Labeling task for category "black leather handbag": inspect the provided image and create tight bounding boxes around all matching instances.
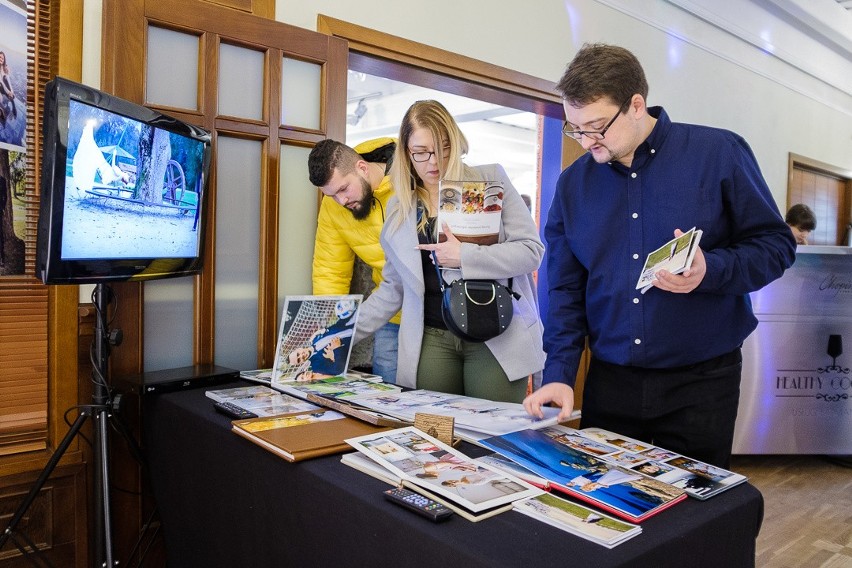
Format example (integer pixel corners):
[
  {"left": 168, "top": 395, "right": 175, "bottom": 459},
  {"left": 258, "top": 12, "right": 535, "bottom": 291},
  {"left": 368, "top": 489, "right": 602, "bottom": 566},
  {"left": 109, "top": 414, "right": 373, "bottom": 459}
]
[{"left": 433, "top": 255, "right": 518, "bottom": 342}]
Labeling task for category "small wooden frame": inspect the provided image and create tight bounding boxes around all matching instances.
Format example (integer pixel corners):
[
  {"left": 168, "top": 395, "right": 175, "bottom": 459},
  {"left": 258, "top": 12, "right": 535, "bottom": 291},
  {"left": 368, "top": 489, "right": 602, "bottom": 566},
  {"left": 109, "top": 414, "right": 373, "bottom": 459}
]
[{"left": 414, "top": 413, "right": 455, "bottom": 446}]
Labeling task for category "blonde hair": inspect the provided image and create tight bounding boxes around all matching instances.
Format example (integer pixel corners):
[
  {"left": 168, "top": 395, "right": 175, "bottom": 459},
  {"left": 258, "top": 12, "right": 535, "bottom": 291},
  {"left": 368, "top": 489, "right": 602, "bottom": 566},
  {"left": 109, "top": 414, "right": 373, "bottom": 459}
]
[{"left": 389, "top": 100, "right": 468, "bottom": 231}]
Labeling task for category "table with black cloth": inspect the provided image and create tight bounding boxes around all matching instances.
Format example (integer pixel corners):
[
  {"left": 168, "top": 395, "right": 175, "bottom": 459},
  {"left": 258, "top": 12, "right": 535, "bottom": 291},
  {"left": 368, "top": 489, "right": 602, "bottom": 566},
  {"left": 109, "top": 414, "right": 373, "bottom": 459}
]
[{"left": 141, "top": 381, "right": 763, "bottom": 568}]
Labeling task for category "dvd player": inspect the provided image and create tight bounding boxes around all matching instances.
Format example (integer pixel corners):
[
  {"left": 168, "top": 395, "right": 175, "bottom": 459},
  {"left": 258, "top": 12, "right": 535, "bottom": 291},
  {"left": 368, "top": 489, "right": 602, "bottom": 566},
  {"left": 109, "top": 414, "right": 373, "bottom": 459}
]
[{"left": 115, "top": 364, "right": 240, "bottom": 396}]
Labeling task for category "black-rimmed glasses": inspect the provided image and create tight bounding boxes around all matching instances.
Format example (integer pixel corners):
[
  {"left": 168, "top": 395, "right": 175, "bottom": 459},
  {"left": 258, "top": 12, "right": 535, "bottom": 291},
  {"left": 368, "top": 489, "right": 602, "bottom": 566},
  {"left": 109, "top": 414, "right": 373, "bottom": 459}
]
[
  {"left": 410, "top": 146, "right": 451, "bottom": 163},
  {"left": 562, "top": 100, "right": 629, "bottom": 141}
]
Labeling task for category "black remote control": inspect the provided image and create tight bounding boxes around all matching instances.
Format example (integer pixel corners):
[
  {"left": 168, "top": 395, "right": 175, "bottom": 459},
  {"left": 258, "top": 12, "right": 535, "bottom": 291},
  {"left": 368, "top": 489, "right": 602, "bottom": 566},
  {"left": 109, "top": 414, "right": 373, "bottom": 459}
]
[
  {"left": 383, "top": 487, "right": 454, "bottom": 522},
  {"left": 213, "top": 401, "right": 258, "bottom": 420}
]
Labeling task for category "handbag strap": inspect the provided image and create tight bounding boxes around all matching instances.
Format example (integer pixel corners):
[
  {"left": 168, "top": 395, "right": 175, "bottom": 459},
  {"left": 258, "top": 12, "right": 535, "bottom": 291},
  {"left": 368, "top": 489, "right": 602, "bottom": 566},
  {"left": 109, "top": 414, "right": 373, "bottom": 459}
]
[{"left": 431, "top": 251, "right": 517, "bottom": 298}]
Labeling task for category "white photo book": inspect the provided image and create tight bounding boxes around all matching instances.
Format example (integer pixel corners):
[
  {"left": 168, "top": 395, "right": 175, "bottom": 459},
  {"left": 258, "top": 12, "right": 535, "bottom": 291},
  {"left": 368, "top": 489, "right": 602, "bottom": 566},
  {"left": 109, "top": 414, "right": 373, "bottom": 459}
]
[
  {"left": 270, "top": 295, "right": 362, "bottom": 385},
  {"left": 345, "top": 427, "right": 542, "bottom": 518},
  {"left": 636, "top": 227, "right": 702, "bottom": 294}
]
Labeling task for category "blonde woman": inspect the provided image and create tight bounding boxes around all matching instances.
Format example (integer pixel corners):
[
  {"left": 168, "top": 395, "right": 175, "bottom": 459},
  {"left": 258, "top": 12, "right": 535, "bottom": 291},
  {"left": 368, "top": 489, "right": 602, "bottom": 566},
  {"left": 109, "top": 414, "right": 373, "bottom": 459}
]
[{"left": 353, "top": 100, "right": 545, "bottom": 402}]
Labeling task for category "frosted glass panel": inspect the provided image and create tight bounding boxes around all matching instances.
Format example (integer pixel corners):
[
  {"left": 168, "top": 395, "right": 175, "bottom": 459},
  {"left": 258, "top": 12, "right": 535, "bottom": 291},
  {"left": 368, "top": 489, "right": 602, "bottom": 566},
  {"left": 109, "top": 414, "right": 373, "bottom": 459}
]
[
  {"left": 144, "top": 278, "right": 195, "bottom": 371},
  {"left": 146, "top": 26, "right": 199, "bottom": 110},
  {"left": 278, "top": 144, "right": 317, "bottom": 321},
  {"left": 215, "top": 137, "right": 262, "bottom": 370},
  {"left": 218, "top": 43, "right": 264, "bottom": 121},
  {"left": 281, "top": 58, "right": 321, "bottom": 130}
]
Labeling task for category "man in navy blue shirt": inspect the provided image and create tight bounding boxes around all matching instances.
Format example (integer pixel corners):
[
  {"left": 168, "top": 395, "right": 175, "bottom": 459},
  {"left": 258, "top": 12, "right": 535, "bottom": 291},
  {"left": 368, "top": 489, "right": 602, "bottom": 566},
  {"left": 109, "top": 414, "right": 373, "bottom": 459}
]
[{"left": 523, "top": 43, "right": 795, "bottom": 468}]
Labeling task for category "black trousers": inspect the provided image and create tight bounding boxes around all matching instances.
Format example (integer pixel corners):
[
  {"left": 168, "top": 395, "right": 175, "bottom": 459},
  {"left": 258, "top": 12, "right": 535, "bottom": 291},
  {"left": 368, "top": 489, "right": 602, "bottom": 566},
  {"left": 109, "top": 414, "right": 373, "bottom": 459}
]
[{"left": 580, "top": 348, "right": 742, "bottom": 469}]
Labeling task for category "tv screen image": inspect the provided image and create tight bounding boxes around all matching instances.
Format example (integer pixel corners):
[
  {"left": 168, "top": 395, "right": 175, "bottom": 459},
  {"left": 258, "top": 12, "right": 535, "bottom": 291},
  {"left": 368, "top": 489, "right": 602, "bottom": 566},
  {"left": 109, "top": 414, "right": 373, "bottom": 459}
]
[
  {"left": 36, "top": 77, "right": 212, "bottom": 284},
  {"left": 62, "top": 98, "right": 206, "bottom": 260}
]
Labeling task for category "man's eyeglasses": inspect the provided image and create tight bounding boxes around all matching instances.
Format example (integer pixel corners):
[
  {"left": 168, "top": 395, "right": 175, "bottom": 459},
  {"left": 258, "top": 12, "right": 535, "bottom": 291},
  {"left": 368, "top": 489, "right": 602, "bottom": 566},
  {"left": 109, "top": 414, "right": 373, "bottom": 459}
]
[
  {"left": 410, "top": 146, "right": 451, "bottom": 163},
  {"left": 562, "top": 100, "right": 629, "bottom": 141}
]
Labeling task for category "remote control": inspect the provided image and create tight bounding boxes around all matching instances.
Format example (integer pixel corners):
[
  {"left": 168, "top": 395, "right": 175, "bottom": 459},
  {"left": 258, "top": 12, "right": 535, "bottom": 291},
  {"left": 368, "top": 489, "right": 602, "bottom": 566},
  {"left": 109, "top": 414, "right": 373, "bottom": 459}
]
[
  {"left": 213, "top": 401, "right": 258, "bottom": 420},
  {"left": 383, "top": 487, "right": 454, "bottom": 522}
]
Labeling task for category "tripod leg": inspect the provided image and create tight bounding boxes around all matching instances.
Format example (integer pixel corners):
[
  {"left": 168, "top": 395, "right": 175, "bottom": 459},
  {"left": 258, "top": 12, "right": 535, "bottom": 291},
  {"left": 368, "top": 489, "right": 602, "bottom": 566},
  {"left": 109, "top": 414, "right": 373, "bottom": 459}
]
[
  {"left": 93, "top": 409, "right": 115, "bottom": 568},
  {"left": 6, "top": 528, "right": 56, "bottom": 568},
  {"left": 0, "top": 410, "right": 90, "bottom": 552}
]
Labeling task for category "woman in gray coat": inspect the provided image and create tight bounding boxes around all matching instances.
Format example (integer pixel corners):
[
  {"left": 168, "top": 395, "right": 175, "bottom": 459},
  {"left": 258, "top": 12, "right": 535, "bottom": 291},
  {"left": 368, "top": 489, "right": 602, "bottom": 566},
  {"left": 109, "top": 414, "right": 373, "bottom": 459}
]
[{"left": 353, "top": 100, "right": 546, "bottom": 402}]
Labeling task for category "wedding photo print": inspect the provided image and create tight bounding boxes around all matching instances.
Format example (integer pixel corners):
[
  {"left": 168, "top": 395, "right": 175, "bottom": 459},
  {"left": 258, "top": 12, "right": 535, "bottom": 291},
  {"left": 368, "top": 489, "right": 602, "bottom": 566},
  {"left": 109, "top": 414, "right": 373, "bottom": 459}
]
[
  {"left": 0, "top": 0, "right": 26, "bottom": 153},
  {"left": 0, "top": 0, "right": 27, "bottom": 276}
]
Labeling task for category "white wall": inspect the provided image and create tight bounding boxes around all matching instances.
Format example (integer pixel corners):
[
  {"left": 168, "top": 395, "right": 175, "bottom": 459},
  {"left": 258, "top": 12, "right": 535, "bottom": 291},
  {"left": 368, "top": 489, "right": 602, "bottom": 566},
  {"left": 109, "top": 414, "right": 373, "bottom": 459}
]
[{"left": 276, "top": 0, "right": 852, "bottom": 208}]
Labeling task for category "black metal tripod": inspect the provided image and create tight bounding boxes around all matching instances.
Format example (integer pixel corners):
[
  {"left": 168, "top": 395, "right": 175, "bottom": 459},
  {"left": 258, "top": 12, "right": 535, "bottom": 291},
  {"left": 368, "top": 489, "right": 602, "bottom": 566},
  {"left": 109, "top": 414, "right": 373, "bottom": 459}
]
[{"left": 0, "top": 284, "right": 118, "bottom": 567}]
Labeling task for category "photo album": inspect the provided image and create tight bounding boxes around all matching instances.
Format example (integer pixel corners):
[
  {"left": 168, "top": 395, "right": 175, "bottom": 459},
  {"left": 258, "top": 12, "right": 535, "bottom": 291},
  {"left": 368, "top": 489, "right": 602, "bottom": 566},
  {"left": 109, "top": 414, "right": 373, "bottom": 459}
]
[
  {"left": 636, "top": 227, "right": 703, "bottom": 293},
  {"left": 345, "top": 427, "right": 542, "bottom": 521},
  {"left": 205, "top": 384, "right": 320, "bottom": 418},
  {"left": 479, "top": 427, "right": 687, "bottom": 522},
  {"left": 350, "top": 389, "right": 561, "bottom": 437},
  {"left": 437, "top": 180, "right": 504, "bottom": 246},
  {"left": 573, "top": 427, "right": 747, "bottom": 500},
  {"left": 513, "top": 493, "right": 641, "bottom": 548},
  {"left": 270, "top": 295, "right": 362, "bottom": 385}
]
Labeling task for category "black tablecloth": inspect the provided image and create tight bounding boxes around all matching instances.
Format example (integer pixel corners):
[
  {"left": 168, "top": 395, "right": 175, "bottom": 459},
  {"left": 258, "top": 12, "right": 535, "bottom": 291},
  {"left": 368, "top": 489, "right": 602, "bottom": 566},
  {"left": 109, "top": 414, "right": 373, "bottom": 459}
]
[{"left": 142, "top": 382, "right": 762, "bottom": 568}]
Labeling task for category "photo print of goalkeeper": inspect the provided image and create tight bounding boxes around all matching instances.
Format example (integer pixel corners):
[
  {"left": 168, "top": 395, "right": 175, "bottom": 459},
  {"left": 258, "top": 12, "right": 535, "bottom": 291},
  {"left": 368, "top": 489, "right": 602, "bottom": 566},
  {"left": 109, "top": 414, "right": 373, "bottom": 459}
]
[{"left": 271, "top": 295, "right": 362, "bottom": 384}]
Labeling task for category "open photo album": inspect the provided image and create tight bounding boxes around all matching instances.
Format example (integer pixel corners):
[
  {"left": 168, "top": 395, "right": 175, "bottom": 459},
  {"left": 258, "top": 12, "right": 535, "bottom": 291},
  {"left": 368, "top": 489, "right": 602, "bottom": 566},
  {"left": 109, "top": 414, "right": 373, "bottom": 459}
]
[
  {"left": 573, "top": 427, "right": 747, "bottom": 500},
  {"left": 205, "top": 385, "right": 320, "bottom": 418},
  {"left": 480, "top": 427, "right": 687, "bottom": 522},
  {"left": 345, "top": 427, "right": 542, "bottom": 519},
  {"left": 350, "top": 389, "right": 561, "bottom": 437}
]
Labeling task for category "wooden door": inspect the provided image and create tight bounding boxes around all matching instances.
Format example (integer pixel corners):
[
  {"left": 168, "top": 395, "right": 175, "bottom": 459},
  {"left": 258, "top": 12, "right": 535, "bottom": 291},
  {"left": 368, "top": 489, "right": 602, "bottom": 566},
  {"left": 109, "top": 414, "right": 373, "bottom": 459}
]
[
  {"left": 788, "top": 155, "right": 852, "bottom": 246},
  {"left": 98, "top": 1, "right": 346, "bottom": 563}
]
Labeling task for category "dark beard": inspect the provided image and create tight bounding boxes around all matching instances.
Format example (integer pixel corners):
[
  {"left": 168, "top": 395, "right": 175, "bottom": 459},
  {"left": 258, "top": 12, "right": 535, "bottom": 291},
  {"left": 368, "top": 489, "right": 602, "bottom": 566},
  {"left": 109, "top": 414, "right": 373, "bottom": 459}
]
[{"left": 349, "top": 177, "right": 375, "bottom": 220}]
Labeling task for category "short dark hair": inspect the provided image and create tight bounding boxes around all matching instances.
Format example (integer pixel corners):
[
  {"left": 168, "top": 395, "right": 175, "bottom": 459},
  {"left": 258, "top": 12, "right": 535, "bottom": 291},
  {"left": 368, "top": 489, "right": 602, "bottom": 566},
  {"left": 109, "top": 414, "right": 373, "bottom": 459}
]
[
  {"left": 785, "top": 203, "right": 816, "bottom": 231},
  {"left": 556, "top": 43, "right": 649, "bottom": 110},
  {"left": 307, "top": 139, "right": 360, "bottom": 187}
]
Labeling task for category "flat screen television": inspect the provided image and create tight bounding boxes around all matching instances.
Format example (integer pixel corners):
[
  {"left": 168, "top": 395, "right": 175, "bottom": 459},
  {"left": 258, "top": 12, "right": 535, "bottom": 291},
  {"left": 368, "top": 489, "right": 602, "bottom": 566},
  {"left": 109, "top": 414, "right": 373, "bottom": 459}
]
[{"left": 36, "top": 76, "right": 213, "bottom": 284}]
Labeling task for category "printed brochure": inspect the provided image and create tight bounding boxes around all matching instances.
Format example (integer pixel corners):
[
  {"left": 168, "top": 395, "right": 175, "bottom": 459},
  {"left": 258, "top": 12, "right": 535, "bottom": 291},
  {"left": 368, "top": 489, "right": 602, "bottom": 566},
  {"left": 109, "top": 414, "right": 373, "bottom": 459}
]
[{"left": 636, "top": 227, "right": 703, "bottom": 293}]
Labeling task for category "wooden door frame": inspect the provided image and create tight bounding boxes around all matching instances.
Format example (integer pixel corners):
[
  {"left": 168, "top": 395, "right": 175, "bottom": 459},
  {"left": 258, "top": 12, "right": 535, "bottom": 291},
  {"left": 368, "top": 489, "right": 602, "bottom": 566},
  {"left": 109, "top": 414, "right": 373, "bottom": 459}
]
[{"left": 788, "top": 152, "right": 852, "bottom": 245}]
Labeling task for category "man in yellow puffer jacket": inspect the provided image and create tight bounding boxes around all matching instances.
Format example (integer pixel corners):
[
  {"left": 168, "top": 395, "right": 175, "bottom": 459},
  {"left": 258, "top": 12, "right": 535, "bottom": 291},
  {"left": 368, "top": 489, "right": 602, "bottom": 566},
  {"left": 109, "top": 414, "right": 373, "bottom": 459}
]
[{"left": 308, "top": 137, "right": 400, "bottom": 382}]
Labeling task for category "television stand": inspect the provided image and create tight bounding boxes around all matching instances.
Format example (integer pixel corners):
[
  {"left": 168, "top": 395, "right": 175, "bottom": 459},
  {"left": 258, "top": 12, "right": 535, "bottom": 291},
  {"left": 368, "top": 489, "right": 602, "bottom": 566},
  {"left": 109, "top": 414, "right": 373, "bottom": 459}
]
[{"left": 0, "top": 283, "right": 127, "bottom": 567}]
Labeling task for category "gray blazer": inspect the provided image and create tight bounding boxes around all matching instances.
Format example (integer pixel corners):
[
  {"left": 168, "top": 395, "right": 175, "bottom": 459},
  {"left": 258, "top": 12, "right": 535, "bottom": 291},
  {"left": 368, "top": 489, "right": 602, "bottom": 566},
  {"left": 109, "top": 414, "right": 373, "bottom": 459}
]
[{"left": 354, "top": 163, "right": 546, "bottom": 389}]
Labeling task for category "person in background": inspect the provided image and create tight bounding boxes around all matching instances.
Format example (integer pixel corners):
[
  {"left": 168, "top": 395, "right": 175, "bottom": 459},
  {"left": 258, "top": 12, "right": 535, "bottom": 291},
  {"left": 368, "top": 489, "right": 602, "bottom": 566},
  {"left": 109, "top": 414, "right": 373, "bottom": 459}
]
[
  {"left": 353, "top": 100, "right": 545, "bottom": 402},
  {"left": 523, "top": 43, "right": 796, "bottom": 468},
  {"left": 785, "top": 203, "right": 816, "bottom": 245},
  {"left": 307, "top": 138, "right": 400, "bottom": 383}
]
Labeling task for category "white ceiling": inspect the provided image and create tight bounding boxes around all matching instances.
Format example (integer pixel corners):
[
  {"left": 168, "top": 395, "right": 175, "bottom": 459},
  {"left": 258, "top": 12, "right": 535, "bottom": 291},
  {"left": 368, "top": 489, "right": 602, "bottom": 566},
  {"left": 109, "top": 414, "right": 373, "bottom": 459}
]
[{"left": 833, "top": 0, "right": 852, "bottom": 12}]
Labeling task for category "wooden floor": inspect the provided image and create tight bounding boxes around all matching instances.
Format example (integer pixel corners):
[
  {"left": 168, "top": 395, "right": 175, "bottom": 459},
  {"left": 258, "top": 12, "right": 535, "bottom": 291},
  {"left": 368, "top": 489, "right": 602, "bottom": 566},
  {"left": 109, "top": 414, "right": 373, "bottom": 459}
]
[{"left": 729, "top": 455, "right": 852, "bottom": 568}]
